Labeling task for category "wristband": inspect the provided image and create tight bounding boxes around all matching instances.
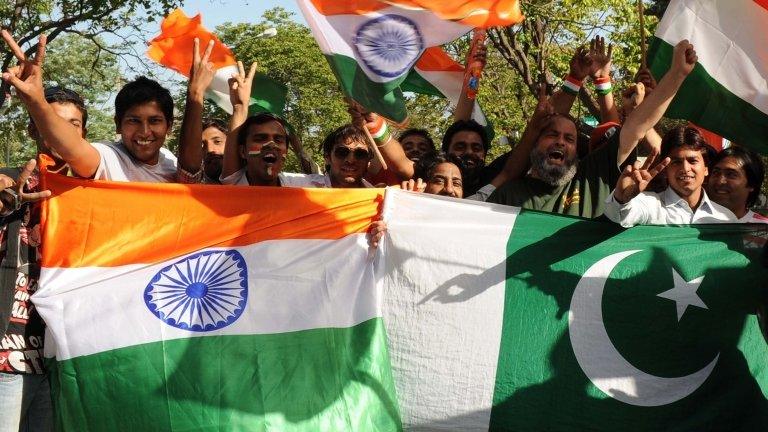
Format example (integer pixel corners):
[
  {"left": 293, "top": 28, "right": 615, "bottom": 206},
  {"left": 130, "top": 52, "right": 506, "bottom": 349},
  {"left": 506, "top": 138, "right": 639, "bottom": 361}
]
[
  {"left": 366, "top": 116, "right": 391, "bottom": 145},
  {"left": 562, "top": 75, "right": 583, "bottom": 95},
  {"left": 594, "top": 76, "right": 613, "bottom": 95}
]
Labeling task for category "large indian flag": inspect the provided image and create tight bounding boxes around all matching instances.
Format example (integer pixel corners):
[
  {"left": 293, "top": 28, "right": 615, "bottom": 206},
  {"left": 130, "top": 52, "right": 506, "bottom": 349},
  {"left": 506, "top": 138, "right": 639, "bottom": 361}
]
[
  {"left": 296, "top": 0, "right": 521, "bottom": 124},
  {"left": 648, "top": 0, "right": 768, "bottom": 153},
  {"left": 36, "top": 175, "right": 768, "bottom": 430}
]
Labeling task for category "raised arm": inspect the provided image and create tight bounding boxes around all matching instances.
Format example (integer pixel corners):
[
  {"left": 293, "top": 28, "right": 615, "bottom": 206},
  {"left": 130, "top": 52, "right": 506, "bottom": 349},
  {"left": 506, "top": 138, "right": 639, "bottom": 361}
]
[
  {"left": 178, "top": 39, "right": 216, "bottom": 178},
  {"left": 348, "top": 103, "right": 415, "bottom": 181},
  {"left": 490, "top": 85, "right": 553, "bottom": 187},
  {"left": 454, "top": 39, "right": 487, "bottom": 122},
  {"left": 589, "top": 36, "right": 620, "bottom": 124},
  {"left": 221, "top": 61, "right": 257, "bottom": 179},
  {"left": 618, "top": 40, "right": 697, "bottom": 165},
  {"left": 1, "top": 31, "right": 100, "bottom": 178},
  {"left": 551, "top": 45, "right": 591, "bottom": 114}
]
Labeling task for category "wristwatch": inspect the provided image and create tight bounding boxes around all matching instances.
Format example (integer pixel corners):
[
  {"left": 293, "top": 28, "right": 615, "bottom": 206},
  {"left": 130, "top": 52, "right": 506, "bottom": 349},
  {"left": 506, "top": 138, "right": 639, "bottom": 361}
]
[{"left": 2, "top": 188, "right": 21, "bottom": 212}]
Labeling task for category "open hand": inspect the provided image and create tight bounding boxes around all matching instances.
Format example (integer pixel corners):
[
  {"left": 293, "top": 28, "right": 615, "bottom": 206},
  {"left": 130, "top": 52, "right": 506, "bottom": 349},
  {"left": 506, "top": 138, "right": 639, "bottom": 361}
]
[
  {"left": 589, "top": 36, "right": 613, "bottom": 80},
  {"left": 568, "top": 46, "right": 592, "bottom": 81}
]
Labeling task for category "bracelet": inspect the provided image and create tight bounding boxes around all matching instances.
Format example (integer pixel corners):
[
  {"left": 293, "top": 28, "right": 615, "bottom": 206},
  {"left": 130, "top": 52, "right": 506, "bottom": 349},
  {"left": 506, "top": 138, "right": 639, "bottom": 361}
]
[
  {"left": 365, "top": 115, "right": 391, "bottom": 145},
  {"left": 594, "top": 76, "right": 613, "bottom": 95},
  {"left": 562, "top": 75, "right": 583, "bottom": 96},
  {"left": 376, "top": 134, "right": 392, "bottom": 148}
]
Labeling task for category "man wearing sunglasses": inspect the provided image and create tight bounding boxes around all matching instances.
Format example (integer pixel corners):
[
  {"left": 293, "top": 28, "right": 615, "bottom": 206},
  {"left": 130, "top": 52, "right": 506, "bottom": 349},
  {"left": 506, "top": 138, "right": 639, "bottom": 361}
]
[{"left": 321, "top": 124, "right": 375, "bottom": 188}]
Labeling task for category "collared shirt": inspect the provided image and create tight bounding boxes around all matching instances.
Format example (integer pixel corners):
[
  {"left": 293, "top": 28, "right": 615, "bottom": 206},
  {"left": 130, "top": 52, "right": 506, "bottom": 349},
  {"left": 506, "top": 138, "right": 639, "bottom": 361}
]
[{"left": 604, "top": 187, "right": 737, "bottom": 227}]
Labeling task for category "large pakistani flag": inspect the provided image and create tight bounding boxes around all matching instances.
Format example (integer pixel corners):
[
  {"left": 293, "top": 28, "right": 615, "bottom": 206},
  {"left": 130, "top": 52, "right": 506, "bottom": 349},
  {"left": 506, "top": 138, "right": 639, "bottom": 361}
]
[
  {"left": 296, "top": 0, "right": 522, "bottom": 123},
  {"left": 36, "top": 175, "right": 768, "bottom": 430},
  {"left": 649, "top": 0, "right": 768, "bottom": 153}
]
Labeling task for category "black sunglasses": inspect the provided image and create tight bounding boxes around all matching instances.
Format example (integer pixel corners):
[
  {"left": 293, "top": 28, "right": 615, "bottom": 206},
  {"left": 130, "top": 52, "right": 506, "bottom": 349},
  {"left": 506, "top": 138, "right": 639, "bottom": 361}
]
[{"left": 333, "top": 146, "right": 371, "bottom": 161}]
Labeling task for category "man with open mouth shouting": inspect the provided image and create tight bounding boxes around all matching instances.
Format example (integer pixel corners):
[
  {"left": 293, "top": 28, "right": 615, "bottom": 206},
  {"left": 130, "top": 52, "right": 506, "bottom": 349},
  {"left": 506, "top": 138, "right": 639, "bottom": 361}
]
[{"left": 219, "top": 62, "right": 371, "bottom": 189}]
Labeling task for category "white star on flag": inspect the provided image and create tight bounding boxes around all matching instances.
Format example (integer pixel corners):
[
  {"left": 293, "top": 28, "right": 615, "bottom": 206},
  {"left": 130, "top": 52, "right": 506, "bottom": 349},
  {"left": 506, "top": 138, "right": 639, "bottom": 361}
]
[{"left": 657, "top": 269, "right": 708, "bottom": 321}]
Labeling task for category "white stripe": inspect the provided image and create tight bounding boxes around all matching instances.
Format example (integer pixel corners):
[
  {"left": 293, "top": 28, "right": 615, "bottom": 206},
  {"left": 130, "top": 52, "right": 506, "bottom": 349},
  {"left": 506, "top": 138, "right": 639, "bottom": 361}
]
[
  {"left": 34, "top": 235, "right": 378, "bottom": 361},
  {"left": 297, "top": 0, "right": 471, "bottom": 83},
  {"left": 414, "top": 68, "right": 488, "bottom": 126},
  {"left": 655, "top": 0, "right": 768, "bottom": 115},
  {"left": 204, "top": 65, "right": 238, "bottom": 114},
  {"left": 379, "top": 188, "right": 517, "bottom": 430}
]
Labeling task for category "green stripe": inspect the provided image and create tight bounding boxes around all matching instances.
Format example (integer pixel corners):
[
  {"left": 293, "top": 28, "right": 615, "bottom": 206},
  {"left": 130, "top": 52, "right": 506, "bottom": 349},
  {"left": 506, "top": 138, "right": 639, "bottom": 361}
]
[
  {"left": 325, "top": 54, "right": 408, "bottom": 123},
  {"left": 400, "top": 70, "right": 445, "bottom": 97},
  {"left": 49, "top": 318, "right": 401, "bottom": 431},
  {"left": 648, "top": 38, "right": 768, "bottom": 154}
]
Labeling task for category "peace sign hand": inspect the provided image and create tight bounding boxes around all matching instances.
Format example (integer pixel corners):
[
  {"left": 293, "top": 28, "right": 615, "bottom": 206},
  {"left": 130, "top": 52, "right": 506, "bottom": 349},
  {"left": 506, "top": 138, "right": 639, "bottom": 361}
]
[
  {"left": 188, "top": 38, "right": 216, "bottom": 100},
  {"left": 1, "top": 30, "right": 47, "bottom": 106},
  {"left": 227, "top": 60, "right": 257, "bottom": 109},
  {"left": 613, "top": 153, "right": 670, "bottom": 204}
]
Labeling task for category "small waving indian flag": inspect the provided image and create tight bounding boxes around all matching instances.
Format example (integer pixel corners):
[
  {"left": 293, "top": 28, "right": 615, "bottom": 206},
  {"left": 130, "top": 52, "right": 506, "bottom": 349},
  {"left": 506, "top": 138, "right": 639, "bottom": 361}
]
[
  {"left": 147, "top": 9, "right": 287, "bottom": 115},
  {"left": 297, "top": 0, "right": 521, "bottom": 124},
  {"left": 402, "top": 46, "right": 491, "bottom": 130}
]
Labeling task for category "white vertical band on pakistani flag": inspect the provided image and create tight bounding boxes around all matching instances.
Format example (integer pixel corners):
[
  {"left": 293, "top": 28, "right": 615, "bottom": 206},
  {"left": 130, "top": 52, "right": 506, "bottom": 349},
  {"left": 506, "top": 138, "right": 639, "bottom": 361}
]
[
  {"left": 297, "top": 0, "right": 471, "bottom": 84},
  {"left": 34, "top": 235, "right": 378, "bottom": 361},
  {"left": 655, "top": 0, "right": 768, "bottom": 116},
  {"left": 378, "top": 188, "right": 518, "bottom": 430}
]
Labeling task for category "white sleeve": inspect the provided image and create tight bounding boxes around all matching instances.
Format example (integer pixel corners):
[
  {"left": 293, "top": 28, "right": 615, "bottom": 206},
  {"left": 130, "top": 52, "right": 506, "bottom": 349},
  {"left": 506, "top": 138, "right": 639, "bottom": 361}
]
[
  {"left": 466, "top": 183, "right": 496, "bottom": 202},
  {"left": 220, "top": 169, "right": 247, "bottom": 185},
  {"left": 90, "top": 142, "right": 118, "bottom": 181},
  {"left": 604, "top": 191, "right": 654, "bottom": 228}
]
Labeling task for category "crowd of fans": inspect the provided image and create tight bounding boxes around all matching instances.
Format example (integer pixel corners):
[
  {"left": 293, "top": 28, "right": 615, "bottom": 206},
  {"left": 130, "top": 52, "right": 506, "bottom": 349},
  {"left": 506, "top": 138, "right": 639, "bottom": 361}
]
[{"left": 0, "top": 27, "right": 765, "bottom": 431}]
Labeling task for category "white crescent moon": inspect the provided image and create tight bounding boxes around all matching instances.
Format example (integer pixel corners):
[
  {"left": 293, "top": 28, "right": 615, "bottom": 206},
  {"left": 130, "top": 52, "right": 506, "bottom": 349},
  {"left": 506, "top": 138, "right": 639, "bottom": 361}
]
[{"left": 568, "top": 250, "right": 718, "bottom": 407}]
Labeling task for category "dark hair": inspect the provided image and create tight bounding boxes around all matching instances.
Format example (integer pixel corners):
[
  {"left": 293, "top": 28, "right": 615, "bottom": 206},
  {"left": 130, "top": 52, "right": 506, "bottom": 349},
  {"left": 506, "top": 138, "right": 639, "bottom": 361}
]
[
  {"left": 321, "top": 124, "right": 367, "bottom": 156},
  {"left": 202, "top": 118, "right": 228, "bottom": 134},
  {"left": 399, "top": 128, "right": 434, "bottom": 148},
  {"left": 237, "top": 113, "right": 290, "bottom": 148},
  {"left": 114, "top": 76, "right": 173, "bottom": 125},
  {"left": 534, "top": 112, "right": 578, "bottom": 142},
  {"left": 414, "top": 151, "right": 461, "bottom": 181},
  {"left": 660, "top": 126, "right": 715, "bottom": 165},
  {"left": 441, "top": 120, "right": 489, "bottom": 153},
  {"left": 42, "top": 86, "right": 88, "bottom": 127},
  {"left": 712, "top": 146, "right": 765, "bottom": 207}
]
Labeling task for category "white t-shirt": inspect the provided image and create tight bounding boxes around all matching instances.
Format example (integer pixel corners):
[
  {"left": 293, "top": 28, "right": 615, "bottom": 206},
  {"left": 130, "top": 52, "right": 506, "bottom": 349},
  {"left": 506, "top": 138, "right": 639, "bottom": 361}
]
[
  {"left": 221, "top": 169, "right": 373, "bottom": 188},
  {"left": 91, "top": 141, "right": 177, "bottom": 183}
]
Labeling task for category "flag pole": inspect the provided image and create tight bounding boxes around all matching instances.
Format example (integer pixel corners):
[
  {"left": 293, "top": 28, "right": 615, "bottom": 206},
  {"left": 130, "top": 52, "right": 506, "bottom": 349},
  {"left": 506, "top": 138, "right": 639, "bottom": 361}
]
[
  {"left": 363, "top": 125, "right": 389, "bottom": 171},
  {"left": 639, "top": 0, "right": 647, "bottom": 68}
]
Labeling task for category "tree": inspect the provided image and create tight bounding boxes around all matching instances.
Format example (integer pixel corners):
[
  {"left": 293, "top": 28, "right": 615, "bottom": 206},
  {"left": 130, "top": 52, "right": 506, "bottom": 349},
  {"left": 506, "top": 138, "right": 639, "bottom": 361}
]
[
  {"left": 0, "top": 0, "right": 183, "bottom": 108},
  {"left": 0, "top": 33, "right": 123, "bottom": 165},
  {"left": 488, "top": 0, "right": 658, "bottom": 119}
]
